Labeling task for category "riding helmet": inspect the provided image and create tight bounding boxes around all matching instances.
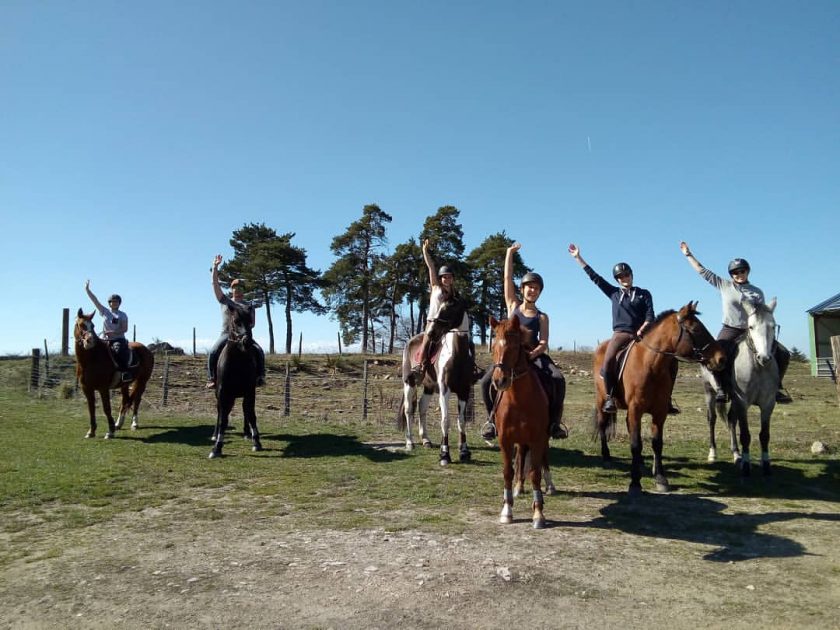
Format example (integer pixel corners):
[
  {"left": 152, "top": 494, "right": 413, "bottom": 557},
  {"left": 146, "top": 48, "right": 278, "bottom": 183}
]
[
  {"left": 728, "top": 258, "right": 751, "bottom": 275},
  {"left": 437, "top": 265, "right": 454, "bottom": 277},
  {"left": 108, "top": 294, "right": 122, "bottom": 304},
  {"left": 520, "top": 272, "right": 544, "bottom": 291},
  {"left": 612, "top": 262, "right": 633, "bottom": 279}
]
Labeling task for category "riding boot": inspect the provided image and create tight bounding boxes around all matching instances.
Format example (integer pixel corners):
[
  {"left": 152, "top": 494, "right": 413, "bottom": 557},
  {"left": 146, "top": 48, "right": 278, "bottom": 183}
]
[
  {"left": 548, "top": 384, "right": 568, "bottom": 439},
  {"left": 481, "top": 414, "right": 497, "bottom": 441},
  {"left": 601, "top": 371, "right": 617, "bottom": 414}
]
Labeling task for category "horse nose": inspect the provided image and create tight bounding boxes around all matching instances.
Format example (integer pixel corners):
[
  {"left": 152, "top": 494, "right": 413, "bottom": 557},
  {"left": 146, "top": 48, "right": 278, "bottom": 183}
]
[{"left": 756, "top": 354, "right": 771, "bottom": 366}]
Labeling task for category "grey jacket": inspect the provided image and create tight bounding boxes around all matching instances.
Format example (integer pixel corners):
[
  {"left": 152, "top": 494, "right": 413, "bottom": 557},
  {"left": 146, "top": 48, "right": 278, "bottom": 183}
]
[{"left": 698, "top": 267, "right": 765, "bottom": 329}]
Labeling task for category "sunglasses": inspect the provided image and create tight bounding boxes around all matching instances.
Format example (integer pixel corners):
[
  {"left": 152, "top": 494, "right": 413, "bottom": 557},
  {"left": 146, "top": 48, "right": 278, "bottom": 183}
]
[
  {"left": 615, "top": 273, "right": 632, "bottom": 280},
  {"left": 730, "top": 269, "right": 748, "bottom": 275}
]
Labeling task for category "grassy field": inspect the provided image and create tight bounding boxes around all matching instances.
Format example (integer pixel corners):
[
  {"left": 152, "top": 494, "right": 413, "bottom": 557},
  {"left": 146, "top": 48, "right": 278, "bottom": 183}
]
[{"left": 1, "top": 353, "right": 838, "bottom": 628}]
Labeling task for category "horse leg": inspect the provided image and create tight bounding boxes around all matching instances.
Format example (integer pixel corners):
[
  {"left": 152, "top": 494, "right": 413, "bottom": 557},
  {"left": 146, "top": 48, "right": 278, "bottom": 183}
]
[
  {"left": 595, "top": 407, "right": 612, "bottom": 463},
  {"left": 438, "top": 390, "right": 452, "bottom": 466},
  {"left": 245, "top": 394, "right": 261, "bottom": 452},
  {"left": 115, "top": 384, "right": 129, "bottom": 430},
  {"left": 542, "top": 451, "right": 557, "bottom": 496},
  {"left": 529, "top": 444, "right": 546, "bottom": 529},
  {"left": 129, "top": 374, "right": 148, "bottom": 430},
  {"left": 736, "top": 405, "right": 752, "bottom": 477},
  {"left": 457, "top": 396, "right": 470, "bottom": 463},
  {"left": 418, "top": 390, "right": 433, "bottom": 448},
  {"left": 650, "top": 415, "right": 670, "bottom": 492},
  {"left": 101, "top": 388, "right": 116, "bottom": 439},
  {"left": 759, "top": 403, "right": 773, "bottom": 476},
  {"left": 627, "top": 410, "right": 644, "bottom": 495},
  {"left": 726, "top": 402, "right": 741, "bottom": 464},
  {"left": 513, "top": 446, "right": 527, "bottom": 498},
  {"left": 704, "top": 382, "right": 718, "bottom": 462},
  {"left": 402, "top": 383, "right": 416, "bottom": 450},
  {"left": 499, "top": 442, "right": 515, "bottom": 524},
  {"left": 84, "top": 387, "right": 97, "bottom": 438},
  {"left": 209, "top": 396, "right": 233, "bottom": 459}
]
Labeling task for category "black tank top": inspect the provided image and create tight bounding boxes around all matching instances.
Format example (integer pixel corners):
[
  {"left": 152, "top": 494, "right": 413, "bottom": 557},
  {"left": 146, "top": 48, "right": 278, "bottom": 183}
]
[{"left": 512, "top": 304, "right": 541, "bottom": 345}]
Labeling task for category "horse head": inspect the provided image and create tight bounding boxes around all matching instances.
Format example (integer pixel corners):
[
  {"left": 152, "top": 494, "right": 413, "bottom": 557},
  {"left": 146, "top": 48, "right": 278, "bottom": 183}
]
[
  {"left": 489, "top": 315, "right": 530, "bottom": 392},
  {"left": 673, "top": 301, "right": 726, "bottom": 370},
  {"left": 744, "top": 298, "right": 777, "bottom": 366},
  {"left": 427, "top": 296, "right": 469, "bottom": 342},
  {"left": 226, "top": 304, "right": 254, "bottom": 350},
  {"left": 74, "top": 309, "right": 99, "bottom": 350}
]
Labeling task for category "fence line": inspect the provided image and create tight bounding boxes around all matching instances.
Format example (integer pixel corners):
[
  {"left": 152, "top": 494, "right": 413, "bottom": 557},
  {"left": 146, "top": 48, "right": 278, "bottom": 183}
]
[{"left": 23, "top": 352, "right": 475, "bottom": 428}]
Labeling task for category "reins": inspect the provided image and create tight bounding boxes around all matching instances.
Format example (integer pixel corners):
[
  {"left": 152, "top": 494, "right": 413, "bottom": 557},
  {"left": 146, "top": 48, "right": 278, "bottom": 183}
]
[{"left": 636, "top": 316, "right": 714, "bottom": 364}]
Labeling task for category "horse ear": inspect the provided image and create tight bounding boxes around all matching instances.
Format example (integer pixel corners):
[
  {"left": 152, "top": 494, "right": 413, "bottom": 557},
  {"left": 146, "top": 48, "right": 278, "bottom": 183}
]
[
  {"left": 87, "top": 311, "right": 96, "bottom": 320},
  {"left": 77, "top": 308, "right": 84, "bottom": 317},
  {"left": 767, "top": 297, "right": 777, "bottom": 312},
  {"left": 510, "top": 313, "right": 520, "bottom": 326},
  {"left": 489, "top": 316, "right": 499, "bottom": 328}
]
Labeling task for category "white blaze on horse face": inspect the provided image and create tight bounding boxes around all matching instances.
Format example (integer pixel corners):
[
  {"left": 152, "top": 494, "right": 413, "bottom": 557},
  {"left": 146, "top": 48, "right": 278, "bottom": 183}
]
[{"left": 748, "top": 305, "right": 775, "bottom": 366}]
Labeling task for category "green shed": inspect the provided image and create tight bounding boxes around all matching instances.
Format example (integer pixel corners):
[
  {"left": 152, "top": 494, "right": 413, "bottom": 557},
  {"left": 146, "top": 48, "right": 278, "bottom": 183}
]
[{"left": 808, "top": 292, "right": 840, "bottom": 377}]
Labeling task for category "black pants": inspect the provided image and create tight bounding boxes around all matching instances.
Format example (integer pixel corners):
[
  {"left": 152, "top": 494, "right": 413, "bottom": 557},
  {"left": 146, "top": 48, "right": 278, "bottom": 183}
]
[{"left": 109, "top": 338, "right": 130, "bottom": 370}]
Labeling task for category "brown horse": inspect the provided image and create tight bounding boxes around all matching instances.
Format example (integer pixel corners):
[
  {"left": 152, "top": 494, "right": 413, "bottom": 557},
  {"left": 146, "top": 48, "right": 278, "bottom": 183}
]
[
  {"left": 74, "top": 309, "right": 154, "bottom": 439},
  {"left": 593, "top": 302, "right": 725, "bottom": 495},
  {"left": 490, "top": 315, "right": 550, "bottom": 529}
]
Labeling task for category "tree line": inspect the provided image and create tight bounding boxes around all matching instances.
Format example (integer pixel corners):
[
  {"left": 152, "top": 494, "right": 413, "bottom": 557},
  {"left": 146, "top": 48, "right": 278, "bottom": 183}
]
[{"left": 217, "top": 205, "right": 532, "bottom": 354}]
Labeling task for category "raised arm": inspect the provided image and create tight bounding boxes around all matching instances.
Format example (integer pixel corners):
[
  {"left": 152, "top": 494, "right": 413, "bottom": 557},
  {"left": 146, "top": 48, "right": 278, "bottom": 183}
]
[
  {"left": 568, "top": 243, "right": 588, "bottom": 269},
  {"left": 422, "top": 239, "right": 439, "bottom": 288},
  {"left": 211, "top": 254, "right": 225, "bottom": 302},
  {"left": 679, "top": 241, "right": 704, "bottom": 273},
  {"left": 84, "top": 280, "right": 106, "bottom": 314},
  {"left": 504, "top": 242, "right": 521, "bottom": 313}
]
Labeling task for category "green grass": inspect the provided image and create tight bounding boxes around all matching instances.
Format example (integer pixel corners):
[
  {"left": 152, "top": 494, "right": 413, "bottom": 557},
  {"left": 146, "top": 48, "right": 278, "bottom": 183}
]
[{"left": 1, "top": 355, "right": 838, "bottom": 567}]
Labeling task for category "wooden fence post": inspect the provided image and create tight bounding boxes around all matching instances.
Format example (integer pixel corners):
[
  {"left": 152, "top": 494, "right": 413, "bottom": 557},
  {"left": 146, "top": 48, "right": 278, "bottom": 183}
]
[
  {"left": 193, "top": 328, "right": 196, "bottom": 356},
  {"left": 61, "top": 308, "right": 70, "bottom": 356},
  {"left": 161, "top": 352, "right": 170, "bottom": 407},
  {"left": 337, "top": 333, "right": 342, "bottom": 356},
  {"left": 298, "top": 333, "right": 302, "bottom": 358},
  {"left": 29, "top": 348, "right": 40, "bottom": 392},
  {"left": 362, "top": 359, "right": 369, "bottom": 421},
  {"left": 43, "top": 340, "right": 50, "bottom": 386},
  {"left": 831, "top": 336, "right": 840, "bottom": 406},
  {"left": 283, "top": 361, "right": 291, "bottom": 416}
]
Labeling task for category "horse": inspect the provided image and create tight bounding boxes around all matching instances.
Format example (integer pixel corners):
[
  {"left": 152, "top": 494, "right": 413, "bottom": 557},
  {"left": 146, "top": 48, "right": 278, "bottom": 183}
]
[
  {"left": 489, "top": 315, "right": 550, "bottom": 528},
  {"left": 397, "top": 297, "right": 475, "bottom": 466},
  {"left": 593, "top": 302, "right": 725, "bottom": 495},
  {"left": 73, "top": 309, "right": 154, "bottom": 439},
  {"left": 704, "top": 298, "right": 779, "bottom": 477},
  {"left": 209, "top": 304, "right": 262, "bottom": 459}
]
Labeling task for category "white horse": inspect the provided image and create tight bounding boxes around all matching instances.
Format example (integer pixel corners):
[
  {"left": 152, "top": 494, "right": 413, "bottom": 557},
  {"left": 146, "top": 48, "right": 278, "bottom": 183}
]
[
  {"left": 705, "top": 298, "right": 779, "bottom": 476},
  {"left": 398, "top": 306, "right": 474, "bottom": 466}
]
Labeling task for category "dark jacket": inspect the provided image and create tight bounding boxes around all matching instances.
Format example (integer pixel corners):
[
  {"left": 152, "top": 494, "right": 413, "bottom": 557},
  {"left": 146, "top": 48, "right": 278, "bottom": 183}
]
[{"left": 584, "top": 265, "right": 654, "bottom": 333}]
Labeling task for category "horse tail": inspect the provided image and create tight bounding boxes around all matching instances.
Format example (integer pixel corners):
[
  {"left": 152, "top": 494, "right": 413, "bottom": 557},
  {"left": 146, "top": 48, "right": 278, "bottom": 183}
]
[
  {"left": 590, "top": 406, "right": 616, "bottom": 442},
  {"left": 396, "top": 397, "right": 407, "bottom": 431}
]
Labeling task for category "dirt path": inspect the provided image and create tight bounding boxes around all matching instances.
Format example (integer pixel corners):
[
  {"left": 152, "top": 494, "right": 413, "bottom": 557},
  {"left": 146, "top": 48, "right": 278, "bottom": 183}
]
[{"left": 2, "top": 488, "right": 838, "bottom": 629}]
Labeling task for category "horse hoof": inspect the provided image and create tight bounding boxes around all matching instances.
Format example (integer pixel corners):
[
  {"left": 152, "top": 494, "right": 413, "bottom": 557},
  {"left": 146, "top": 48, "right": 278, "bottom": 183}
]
[
  {"left": 252, "top": 442, "right": 263, "bottom": 452},
  {"left": 104, "top": 432, "right": 114, "bottom": 440},
  {"left": 405, "top": 442, "right": 414, "bottom": 452},
  {"left": 439, "top": 457, "right": 451, "bottom": 467},
  {"left": 208, "top": 450, "right": 221, "bottom": 459},
  {"left": 499, "top": 515, "right": 513, "bottom": 524},
  {"left": 422, "top": 440, "right": 434, "bottom": 449},
  {"left": 628, "top": 485, "right": 643, "bottom": 497},
  {"left": 655, "top": 482, "right": 671, "bottom": 493},
  {"left": 762, "top": 462, "right": 772, "bottom": 476},
  {"left": 707, "top": 449, "right": 717, "bottom": 463},
  {"left": 741, "top": 463, "right": 752, "bottom": 478},
  {"left": 85, "top": 431, "right": 94, "bottom": 439},
  {"left": 459, "top": 449, "right": 471, "bottom": 463},
  {"left": 545, "top": 486, "right": 558, "bottom": 496},
  {"left": 513, "top": 486, "right": 522, "bottom": 499},
  {"left": 131, "top": 423, "right": 138, "bottom": 431},
  {"left": 533, "top": 517, "right": 546, "bottom": 529}
]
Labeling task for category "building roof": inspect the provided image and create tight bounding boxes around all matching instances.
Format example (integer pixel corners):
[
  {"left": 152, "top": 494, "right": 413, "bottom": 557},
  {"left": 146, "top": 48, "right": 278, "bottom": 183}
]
[{"left": 808, "top": 292, "right": 840, "bottom": 315}]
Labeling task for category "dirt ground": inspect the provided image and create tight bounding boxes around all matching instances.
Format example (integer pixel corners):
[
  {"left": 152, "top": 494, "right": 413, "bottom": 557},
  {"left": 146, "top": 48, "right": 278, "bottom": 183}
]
[{"left": 2, "top": 484, "right": 838, "bottom": 630}]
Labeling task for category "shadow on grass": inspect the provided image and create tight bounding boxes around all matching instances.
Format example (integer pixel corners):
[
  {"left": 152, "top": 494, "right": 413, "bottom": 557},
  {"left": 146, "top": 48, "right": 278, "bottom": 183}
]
[
  {"left": 133, "top": 424, "right": 216, "bottom": 447},
  {"left": 274, "top": 432, "right": 409, "bottom": 463}
]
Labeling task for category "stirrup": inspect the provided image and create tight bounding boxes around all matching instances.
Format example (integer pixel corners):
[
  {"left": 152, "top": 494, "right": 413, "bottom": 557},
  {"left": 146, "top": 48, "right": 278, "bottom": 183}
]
[
  {"left": 668, "top": 400, "right": 681, "bottom": 415},
  {"left": 775, "top": 389, "right": 793, "bottom": 404},
  {"left": 602, "top": 398, "right": 617, "bottom": 414},
  {"left": 205, "top": 380, "right": 216, "bottom": 389},
  {"left": 550, "top": 422, "right": 568, "bottom": 440},
  {"left": 480, "top": 421, "right": 497, "bottom": 441}
]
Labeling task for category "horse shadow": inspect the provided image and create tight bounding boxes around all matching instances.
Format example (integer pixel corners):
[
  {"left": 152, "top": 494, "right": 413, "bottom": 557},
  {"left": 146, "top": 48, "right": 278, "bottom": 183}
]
[
  {"left": 582, "top": 490, "right": 839, "bottom": 562},
  {"left": 132, "top": 424, "right": 217, "bottom": 447},
  {"left": 271, "top": 432, "right": 409, "bottom": 463}
]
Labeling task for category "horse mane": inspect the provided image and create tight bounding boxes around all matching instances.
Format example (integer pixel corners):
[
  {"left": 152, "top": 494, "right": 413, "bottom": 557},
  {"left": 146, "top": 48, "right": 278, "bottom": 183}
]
[{"left": 649, "top": 309, "right": 676, "bottom": 328}]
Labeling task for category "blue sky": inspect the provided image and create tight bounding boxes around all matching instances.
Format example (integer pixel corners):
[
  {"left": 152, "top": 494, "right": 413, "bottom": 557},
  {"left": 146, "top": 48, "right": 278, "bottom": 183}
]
[{"left": 1, "top": 1, "right": 837, "bottom": 358}]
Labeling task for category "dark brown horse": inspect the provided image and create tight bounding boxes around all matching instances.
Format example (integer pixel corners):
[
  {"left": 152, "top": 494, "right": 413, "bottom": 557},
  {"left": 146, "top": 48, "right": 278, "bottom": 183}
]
[
  {"left": 490, "top": 315, "right": 550, "bottom": 528},
  {"left": 209, "top": 303, "right": 261, "bottom": 459},
  {"left": 74, "top": 309, "right": 154, "bottom": 439},
  {"left": 593, "top": 302, "right": 725, "bottom": 495}
]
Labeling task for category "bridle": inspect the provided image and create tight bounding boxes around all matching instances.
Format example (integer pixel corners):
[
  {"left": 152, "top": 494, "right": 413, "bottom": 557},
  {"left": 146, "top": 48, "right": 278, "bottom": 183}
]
[{"left": 637, "top": 314, "right": 716, "bottom": 364}]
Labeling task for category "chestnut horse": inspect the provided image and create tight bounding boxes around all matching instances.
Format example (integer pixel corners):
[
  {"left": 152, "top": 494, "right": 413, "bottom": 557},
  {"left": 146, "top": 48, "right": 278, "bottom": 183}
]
[
  {"left": 490, "top": 315, "right": 549, "bottom": 529},
  {"left": 209, "top": 303, "right": 261, "bottom": 459},
  {"left": 594, "top": 302, "right": 725, "bottom": 495},
  {"left": 705, "top": 298, "right": 779, "bottom": 477},
  {"left": 74, "top": 309, "right": 154, "bottom": 439}
]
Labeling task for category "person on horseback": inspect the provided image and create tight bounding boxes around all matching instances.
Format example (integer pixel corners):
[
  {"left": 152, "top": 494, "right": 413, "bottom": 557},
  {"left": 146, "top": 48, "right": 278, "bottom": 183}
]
[
  {"left": 206, "top": 254, "right": 266, "bottom": 389},
  {"left": 414, "top": 239, "right": 466, "bottom": 375},
  {"left": 569, "top": 244, "right": 657, "bottom": 414},
  {"left": 85, "top": 280, "right": 132, "bottom": 382},
  {"left": 679, "top": 242, "right": 792, "bottom": 404},
  {"left": 480, "top": 242, "right": 568, "bottom": 441}
]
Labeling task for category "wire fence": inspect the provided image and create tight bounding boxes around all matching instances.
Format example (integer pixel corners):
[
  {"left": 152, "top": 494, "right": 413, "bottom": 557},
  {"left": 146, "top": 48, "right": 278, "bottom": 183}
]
[{"left": 25, "top": 351, "right": 477, "bottom": 428}]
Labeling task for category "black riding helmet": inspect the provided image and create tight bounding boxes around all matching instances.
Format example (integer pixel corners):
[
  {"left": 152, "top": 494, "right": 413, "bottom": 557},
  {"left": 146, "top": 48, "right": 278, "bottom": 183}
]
[
  {"left": 612, "top": 262, "right": 632, "bottom": 279},
  {"left": 520, "top": 271, "right": 544, "bottom": 292},
  {"left": 437, "top": 265, "right": 454, "bottom": 277},
  {"left": 728, "top": 258, "right": 751, "bottom": 275},
  {"left": 108, "top": 294, "right": 122, "bottom": 305}
]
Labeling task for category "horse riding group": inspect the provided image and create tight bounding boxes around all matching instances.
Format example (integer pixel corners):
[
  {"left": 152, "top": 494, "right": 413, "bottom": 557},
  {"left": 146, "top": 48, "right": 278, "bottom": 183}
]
[{"left": 74, "top": 241, "right": 790, "bottom": 528}]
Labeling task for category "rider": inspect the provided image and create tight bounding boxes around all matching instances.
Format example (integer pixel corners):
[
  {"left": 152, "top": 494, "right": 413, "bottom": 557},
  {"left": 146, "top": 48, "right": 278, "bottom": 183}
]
[
  {"left": 414, "top": 239, "right": 462, "bottom": 375},
  {"left": 480, "top": 242, "right": 568, "bottom": 441},
  {"left": 679, "top": 242, "right": 792, "bottom": 404},
  {"left": 206, "top": 254, "right": 266, "bottom": 389},
  {"left": 85, "top": 280, "right": 132, "bottom": 382},
  {"left": 569, "top": 244, "right": 656, "bottom": 414}
]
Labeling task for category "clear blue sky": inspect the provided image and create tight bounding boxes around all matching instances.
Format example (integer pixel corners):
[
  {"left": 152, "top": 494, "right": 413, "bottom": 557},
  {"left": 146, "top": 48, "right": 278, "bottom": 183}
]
[{"left": 1, "top": 1, "right": 837, "bottom": 357}]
